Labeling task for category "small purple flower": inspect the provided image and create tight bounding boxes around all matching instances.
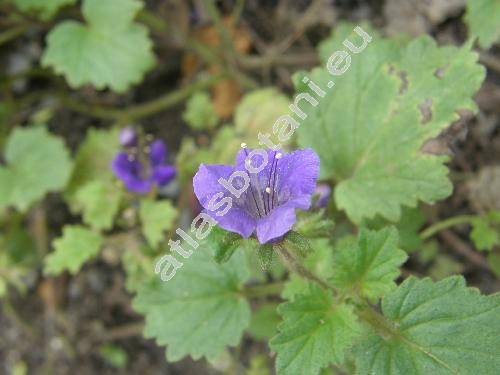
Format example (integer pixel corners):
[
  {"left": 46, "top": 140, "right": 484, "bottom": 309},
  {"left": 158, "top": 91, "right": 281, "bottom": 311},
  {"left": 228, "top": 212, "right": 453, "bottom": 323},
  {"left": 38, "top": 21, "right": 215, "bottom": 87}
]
[
  {"left": 112, "top": 140, "right": 176, "bottom": 194},
  {"left": 119, "top": 127, "right": 137, "bottom": 148},
  {"left": 193, "top": 148, "right": 320, "bottom": 244},
  {"left": 313, "top": 184, "right": 331, "bottom": 208}
]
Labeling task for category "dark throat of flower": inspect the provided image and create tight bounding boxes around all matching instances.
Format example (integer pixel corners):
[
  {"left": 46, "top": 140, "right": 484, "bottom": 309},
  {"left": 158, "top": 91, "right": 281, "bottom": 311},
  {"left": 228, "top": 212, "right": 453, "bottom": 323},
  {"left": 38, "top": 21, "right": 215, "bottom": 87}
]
[{"left": 242, "top": 147, "right": 281, "bottom": 219}]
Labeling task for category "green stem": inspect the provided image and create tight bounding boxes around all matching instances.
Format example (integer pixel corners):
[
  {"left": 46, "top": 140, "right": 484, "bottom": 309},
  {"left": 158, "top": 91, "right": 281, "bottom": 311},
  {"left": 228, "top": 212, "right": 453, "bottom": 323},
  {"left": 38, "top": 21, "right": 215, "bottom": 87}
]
[
  {"left": 242, "top": 281, "right": 284, "bottom": 298},
  {"left": 0, "top": 24, "right": 28, "bottom": 46},
  {"left": 420, "top": 215, "right": 477, "bottom": 240},
  {"left": 60, "top": 74, "right": 223, "bottom": 121},
  {"left": 274, "top": 244, "right": 334, "bottom": 292}
]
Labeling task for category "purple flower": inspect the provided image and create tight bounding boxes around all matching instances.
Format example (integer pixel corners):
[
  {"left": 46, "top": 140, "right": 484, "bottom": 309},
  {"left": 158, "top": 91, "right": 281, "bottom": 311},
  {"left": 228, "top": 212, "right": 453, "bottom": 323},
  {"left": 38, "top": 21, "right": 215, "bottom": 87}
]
[
  {"left": 112, "top": 140, "right": 176, "bottom": 194},
  {"left": 313, "top": 184, "right": 331, "bottom": 208},
  {"left": 193, "top": 148, "right": 320, "bottom": 244},
  {"left": 119, "top": 127, "right": 137, "bottom": 148}
]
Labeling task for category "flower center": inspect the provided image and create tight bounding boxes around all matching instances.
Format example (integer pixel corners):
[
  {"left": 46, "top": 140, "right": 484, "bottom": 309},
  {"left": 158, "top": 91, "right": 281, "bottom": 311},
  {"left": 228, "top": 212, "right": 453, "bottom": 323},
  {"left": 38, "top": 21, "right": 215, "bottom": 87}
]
[{"left": 242, "top": 147, "right": 282, "bottom": 219}]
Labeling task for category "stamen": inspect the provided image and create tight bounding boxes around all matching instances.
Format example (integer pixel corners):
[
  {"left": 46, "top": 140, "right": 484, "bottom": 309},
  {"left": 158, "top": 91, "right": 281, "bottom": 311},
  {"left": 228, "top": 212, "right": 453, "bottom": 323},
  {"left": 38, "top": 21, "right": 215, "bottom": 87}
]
[
  {"left": 240, "top": 142, "right": 247, "bottom": 148},
  {"left": 270, "top": 152, "right": 281, "bottom": 209},
  {"left": 266, "top": 151, "right": 278, "bottom": 211},
  {"left": 265, "top": 187, "right": 271, "bottom": 193}
]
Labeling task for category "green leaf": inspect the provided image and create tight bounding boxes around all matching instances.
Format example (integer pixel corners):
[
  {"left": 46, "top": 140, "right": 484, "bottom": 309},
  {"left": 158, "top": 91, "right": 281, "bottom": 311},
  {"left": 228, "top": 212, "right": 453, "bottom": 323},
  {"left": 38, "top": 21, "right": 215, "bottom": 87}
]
[
  {"left": 42, "top": 0, "right": 155, "bottom": 92},
  {"left": 65, "top": 127, "right": 119, "bottom": 209},
  {"left": 270, "top": 284, "right": 361, "bottom": 375},
  {"left": 297, "top": 24, "right": 485, "bottom": 223},
  {"left": 367, "top": 206, "right": 426, "bottom": 253},
  {"left": 183, "top": 92, "right": 218, "bottom": 130},
  {"left": 330, "top": 227, "right": 407, "bottom": 301},
  {"left": 471, "top": 214, "right": 499, "bottom": 251},
  {"left": 0, "top": 125, "right": 72, "bottom": 212},
  {"left": 75, "top": 180, "right": 122, "bottom": 231},
  {"left": 248, "top": 303, "right": 280, "bottom": 341},
  {"left": 465, "top": 0, "right": 500, "bottom": 49},
  {"left": 139, "top": 199, "right": 177, "bottom": 249},
  {"left": 234, "top": 88, "right": 290, "bottom": 145},
  {"left": 99, "top": 344, "right": 128, "bottom": 369},
  {"left": 354, "top": 276, "right": 500, "bottom": 374},
  {"left": 13, "top": 0, "right": 76, "bottom": 20},
  {"left": 44, "top": 225, "right": 103, "bottom": 275},
  {"left": 133, "top": 244, "right": 251, "bottom": 362}
]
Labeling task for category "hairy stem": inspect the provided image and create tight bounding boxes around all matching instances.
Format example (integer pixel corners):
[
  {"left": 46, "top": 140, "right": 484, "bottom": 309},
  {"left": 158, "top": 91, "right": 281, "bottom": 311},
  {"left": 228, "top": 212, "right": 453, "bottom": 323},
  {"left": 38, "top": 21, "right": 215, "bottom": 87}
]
[
  {"left": 274, "top": 244, "right": 333, "bottom": 291},
  {"left": 420, "top": 215, "right": 477, "bottom": 240}
]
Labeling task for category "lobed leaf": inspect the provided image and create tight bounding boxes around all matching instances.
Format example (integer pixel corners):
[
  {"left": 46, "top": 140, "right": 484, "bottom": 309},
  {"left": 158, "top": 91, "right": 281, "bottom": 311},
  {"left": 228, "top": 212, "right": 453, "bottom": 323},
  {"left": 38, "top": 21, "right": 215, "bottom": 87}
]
[
  {"left": 354, "top": 276, "right": 500, "bottom": 374},
  {"left": 297, "top": 24, "right": 485, "bottom": 223},
  {"left": 271, "top": 284, "right": 361, "bottom": 375},
  {"left": 465, "top": 0, "right": 500, "bottom": 49},
  {"left": 42, "top": 0, "right": 155, "bottom": 92},
  {"left": 139, "top": 199, "right": 177, "bottom": 249},
  {"left": 0, "top": 125, "right": 72, "bottom": 212},
  {"left": 44, "top": 225, "right": 103, "bottom": 275},
  {"left": 133, "top": 244, "right": 251, "bottom": 362},
  {"left": 330, "top": 227, "right": 407, "bottom": 301}
]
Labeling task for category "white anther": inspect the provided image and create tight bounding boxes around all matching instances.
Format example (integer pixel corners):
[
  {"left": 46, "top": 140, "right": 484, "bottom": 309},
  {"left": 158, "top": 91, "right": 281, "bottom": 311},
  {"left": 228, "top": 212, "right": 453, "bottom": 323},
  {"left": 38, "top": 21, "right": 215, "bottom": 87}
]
[
  {"left": 240, "top": 142, "right": 247, "bottom": 148},
  {"left": 265, "top": 187, "right": 271, "bottom": 193},
  {"left": 275, "top": 153, "right": 283, "bottom": 159}
]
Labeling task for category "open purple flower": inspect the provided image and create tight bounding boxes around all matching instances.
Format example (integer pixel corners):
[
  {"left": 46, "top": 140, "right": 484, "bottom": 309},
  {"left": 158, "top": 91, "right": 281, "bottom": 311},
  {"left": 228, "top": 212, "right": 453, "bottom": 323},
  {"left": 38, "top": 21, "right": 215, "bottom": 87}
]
[
  {"left": 193, "top": 147, "right": 320, "bottom": 244},
  {"left": 112, "top": 140, "right": 176, "bottom": 194}
]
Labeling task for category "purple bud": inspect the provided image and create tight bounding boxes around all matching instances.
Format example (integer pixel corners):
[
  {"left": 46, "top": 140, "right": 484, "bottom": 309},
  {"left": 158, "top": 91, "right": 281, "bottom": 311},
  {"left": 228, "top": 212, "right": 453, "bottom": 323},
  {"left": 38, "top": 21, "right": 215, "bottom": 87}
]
[
  {"left": 119, "top": 127, "right": 137, "bottom": 148},
  {"left": 313, "top": 184, "right": 331, "bottom": 208}
]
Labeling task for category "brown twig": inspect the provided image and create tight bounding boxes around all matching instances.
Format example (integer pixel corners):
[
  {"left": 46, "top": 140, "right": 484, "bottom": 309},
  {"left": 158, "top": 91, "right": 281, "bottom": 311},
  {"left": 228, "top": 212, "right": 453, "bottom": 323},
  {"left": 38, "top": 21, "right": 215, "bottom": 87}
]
[{"left": 439, "top": 230, "right": 490, "bottom": 271}]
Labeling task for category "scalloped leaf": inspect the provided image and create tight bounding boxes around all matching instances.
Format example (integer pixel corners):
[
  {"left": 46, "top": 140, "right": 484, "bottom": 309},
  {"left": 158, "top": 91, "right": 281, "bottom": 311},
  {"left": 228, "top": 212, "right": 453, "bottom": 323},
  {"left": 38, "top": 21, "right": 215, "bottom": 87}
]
[
  {"left": 271, "top": 284, "right": 361, "bottom": 375},
  {"left": 44, "top": 225, "right": 103, "bottom": 275},
  {"left": 296, "top": 24, "right": 485, "bottom": 223},
  {"left": 0, "top": 125, "right": 72, "bottom": 212},
  {"left": 139, "top": 199, "right": 177, "bottom": 248},
  {"left": 133, "top": 244, "right": 251, "bottom": 362},
  {"left": 465, "top": 0, "right": 500, "bottom": 49},
  {"left": 330, "top": 227, "right": 407, "bottom": 301},
  {"left": 42, "top": 0, "right": 155, "bottom": 92},
  {"left": 354, "top": 276, "right": 500, "bottom": 374}
]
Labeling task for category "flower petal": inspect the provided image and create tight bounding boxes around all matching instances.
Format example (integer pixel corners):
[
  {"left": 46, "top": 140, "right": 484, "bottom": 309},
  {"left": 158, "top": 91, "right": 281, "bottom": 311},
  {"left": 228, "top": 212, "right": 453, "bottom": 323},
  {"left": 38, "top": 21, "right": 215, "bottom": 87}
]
[
  {"left": 205, "top": 208, "right": 256, "bottom": 239},
  {"left": 255, "top": 202, "right": 296, "bottom": 244},
  {"left": 193, "top": 164, "right": 234, "bottom": 207},
  {"left": 275, "top": 148, "right": 320, "bottom": 210},
  {"left": 194, "top": 163, "right": 256, "bottom": 238},
  {"left": 149, "top": 140, "right": 167, "bottom": 167},
  {"left": 119, "top": 127, "right": 137, "bottom": 148},
  {"left": 152, "top": 165, "right": 176, "bottom": 187},
  {"left": 112, "top": 153, "right": 151, "bottom": 194}
]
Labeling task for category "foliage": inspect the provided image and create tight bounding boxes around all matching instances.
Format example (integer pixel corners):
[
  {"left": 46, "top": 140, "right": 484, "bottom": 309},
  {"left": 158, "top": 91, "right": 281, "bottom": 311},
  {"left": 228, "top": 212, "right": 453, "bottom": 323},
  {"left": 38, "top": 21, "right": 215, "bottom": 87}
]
[
  {"left": 139, "top": 199, "right": 177, "bottom": 248},
  {"left": 297, "top": 24, "right": 485, "bottom": 223},
  {"left": 271, "top": 285, "right": 361, "bottom": 375},
  {"left": 1, "top": 2, "right": 499, "bottom": 374},
  {"left": 465, "top": 0, "right": 500, "bottom": 49},
  {"left": 133, "top": 245, "right": 251, "bottom": 362},
  {"left": 42, "top": 0, "right": 155, "bottom": 92},
  {"left": 353, "top": 276, "right": 500, "bottom": 374},
  {"left": 330, "top": 227, "right": 407, "bottom": 301},
  {"left": 44, "top": 225, "right": 103, "bottom": 275},
  {"left": 183, "top": 92, "right": 219, "bottom": 130},
  {"left": 470, "top": 211, "right": 500, "bottom": 251},
  {"left": 0, "top": 125, "right": 72, "bottom": 212}
]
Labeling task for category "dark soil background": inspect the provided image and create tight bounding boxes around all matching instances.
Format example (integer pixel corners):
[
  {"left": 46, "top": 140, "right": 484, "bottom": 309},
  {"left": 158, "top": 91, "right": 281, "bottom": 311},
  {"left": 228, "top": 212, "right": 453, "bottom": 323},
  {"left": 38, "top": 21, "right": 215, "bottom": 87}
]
[{"left": 1, "top": 0, "right": 499, "bottom": 374}]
